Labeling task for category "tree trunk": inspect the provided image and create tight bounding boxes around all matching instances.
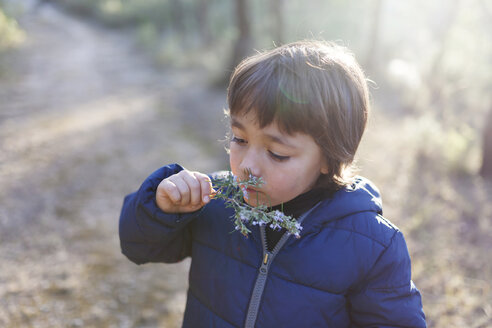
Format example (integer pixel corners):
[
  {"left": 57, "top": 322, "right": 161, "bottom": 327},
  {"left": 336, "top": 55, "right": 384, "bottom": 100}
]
[
  {"left": 231, "top": 0, "right": 252, "bottom": 70},
  {"left": 480, "top": 106, "right": 492, "bottom": 178}
]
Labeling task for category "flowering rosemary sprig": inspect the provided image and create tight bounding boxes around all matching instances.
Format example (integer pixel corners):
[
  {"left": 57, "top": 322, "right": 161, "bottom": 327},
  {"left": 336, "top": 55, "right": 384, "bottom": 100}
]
[{"left": 212, "top": 171, "right": 303, "bottom": 238}]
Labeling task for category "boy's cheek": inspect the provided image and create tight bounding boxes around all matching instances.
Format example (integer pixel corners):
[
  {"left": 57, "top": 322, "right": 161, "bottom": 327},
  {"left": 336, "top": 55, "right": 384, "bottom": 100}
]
[
  {"left": 229, "top": 155, "right": 245, "bottom": 181},
  {"left": 229, "top": 156, "right": 238, "bottom": 175}
]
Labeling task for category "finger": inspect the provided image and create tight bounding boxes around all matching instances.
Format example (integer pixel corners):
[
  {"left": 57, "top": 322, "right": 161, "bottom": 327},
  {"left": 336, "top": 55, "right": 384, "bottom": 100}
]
[
  {"left": 181, "top": 171, "right": 202, "bottom": 205},
  {"left": 159, "top": 179, "right": 181, "bottom": 203},
  {"left": 194, "top": 172, "right": 213, "bottom": 203},
  {"left": 168, "top": 175, "right": 191, "bottom": 205}
]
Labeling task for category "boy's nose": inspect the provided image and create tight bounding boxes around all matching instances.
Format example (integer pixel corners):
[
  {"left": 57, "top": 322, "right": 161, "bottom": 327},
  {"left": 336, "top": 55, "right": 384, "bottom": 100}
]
[{"left": 239, "top": 149, "right": 261, "bottom": 178}]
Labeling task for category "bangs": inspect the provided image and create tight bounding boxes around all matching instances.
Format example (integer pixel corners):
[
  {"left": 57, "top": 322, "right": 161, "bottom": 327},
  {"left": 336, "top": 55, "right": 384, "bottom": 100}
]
[{"left": 228, "top": 57, "right": 322, "bottom": 136}]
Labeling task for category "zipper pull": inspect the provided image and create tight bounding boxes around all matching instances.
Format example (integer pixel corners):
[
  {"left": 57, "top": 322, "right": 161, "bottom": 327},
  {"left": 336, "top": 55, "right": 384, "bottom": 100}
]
[{"left": 260, "top": 253, "right": 269, "bottom": 275}]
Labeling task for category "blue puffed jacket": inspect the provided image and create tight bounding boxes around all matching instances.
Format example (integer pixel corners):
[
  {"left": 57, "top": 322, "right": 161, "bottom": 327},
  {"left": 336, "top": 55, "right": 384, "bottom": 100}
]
[{"left": 119, "top": 164, "right": 426, "bottom": 328}]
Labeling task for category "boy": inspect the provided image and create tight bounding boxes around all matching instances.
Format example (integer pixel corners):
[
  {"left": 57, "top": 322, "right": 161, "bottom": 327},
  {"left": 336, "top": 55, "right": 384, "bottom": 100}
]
[{"left": 119, "top": 40, "right": 426, "bottom": 327}]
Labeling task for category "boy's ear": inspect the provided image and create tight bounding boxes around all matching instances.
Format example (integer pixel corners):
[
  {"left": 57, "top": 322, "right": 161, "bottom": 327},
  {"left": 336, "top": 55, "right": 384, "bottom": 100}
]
[{"left": 320, "top": 160, "right": 329, "bottom": 175}]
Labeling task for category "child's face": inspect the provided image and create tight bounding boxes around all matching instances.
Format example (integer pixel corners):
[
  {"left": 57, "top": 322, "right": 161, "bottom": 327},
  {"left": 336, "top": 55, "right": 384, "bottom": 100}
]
[{"left": 229, "top": 111, "right": 328, "bottom": 207}]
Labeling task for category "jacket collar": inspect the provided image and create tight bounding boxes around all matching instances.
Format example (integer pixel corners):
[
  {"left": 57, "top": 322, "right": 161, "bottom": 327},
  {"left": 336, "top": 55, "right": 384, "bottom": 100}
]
[{"left": 283, "top": 176, "right": 383, "bottom": 245}]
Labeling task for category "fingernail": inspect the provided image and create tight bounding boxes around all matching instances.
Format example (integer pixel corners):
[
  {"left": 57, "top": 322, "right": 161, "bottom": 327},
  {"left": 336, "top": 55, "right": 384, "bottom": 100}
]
[{"left": 203, "top": 196, "right": 210, "bottom": 203}]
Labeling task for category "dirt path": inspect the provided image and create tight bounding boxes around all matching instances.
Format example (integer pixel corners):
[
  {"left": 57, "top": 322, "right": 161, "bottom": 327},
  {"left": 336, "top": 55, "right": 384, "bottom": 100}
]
[{"left": 0, "top": 2, "right": 227, "bottom": 327}]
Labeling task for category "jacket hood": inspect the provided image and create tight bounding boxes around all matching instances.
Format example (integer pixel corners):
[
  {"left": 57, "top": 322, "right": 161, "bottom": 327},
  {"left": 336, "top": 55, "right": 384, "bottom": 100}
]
[{"left": 300, "top": 176, "right": 383, "bottom": 233}]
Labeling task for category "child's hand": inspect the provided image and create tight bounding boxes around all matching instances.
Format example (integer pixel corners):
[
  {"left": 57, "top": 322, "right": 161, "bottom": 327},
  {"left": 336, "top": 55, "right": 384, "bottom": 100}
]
[{"left": 156, "top": 170, "right": 215, "bottom": 214}]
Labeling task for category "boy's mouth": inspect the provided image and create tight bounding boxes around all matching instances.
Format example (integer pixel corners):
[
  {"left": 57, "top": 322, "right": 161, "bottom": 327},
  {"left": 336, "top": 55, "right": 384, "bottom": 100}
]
[{"left": 242, "top": 187, "right": 263, "bottom": 203}]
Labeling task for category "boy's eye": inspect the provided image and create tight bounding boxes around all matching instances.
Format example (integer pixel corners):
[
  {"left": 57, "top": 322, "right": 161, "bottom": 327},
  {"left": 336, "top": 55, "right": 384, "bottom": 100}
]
[
  {"left": 268, "top": 151, "right": 290, "bottom": 162},
  {"left": 231, "top": 136, "right": 247, "bottom": 144}
]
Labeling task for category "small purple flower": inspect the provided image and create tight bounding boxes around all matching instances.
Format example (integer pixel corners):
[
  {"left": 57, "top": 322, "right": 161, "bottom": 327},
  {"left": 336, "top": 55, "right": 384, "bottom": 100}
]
[
  {"left": 272, "top": 210, "right": 284, "bottom": 222},
  {"left": 241, "top": 186, "right": 249, "bottom": 200},
  {"left": 239, "top": 213, "right": 248, "bottom": 222}
]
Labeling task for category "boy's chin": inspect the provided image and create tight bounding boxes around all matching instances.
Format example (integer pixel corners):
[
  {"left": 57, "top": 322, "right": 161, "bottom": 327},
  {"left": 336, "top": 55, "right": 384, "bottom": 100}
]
[{"left": 243, "top": 194, "right": 280, "bottom": 208}]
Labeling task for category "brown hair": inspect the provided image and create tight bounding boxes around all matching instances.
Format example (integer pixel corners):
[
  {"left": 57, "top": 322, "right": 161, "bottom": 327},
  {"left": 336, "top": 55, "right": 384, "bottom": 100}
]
[{"left": 227, "top": 40, "right": 370, "bottom": 191}]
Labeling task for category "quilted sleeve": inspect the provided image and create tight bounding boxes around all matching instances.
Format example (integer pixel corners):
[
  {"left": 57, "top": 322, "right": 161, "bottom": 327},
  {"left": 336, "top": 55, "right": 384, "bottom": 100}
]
[
  {"left": 119, "top": 163, "right": 203, "bottom": 264},
  {"left": 348, "top": 231, "right": 426, "bottom": 328}
]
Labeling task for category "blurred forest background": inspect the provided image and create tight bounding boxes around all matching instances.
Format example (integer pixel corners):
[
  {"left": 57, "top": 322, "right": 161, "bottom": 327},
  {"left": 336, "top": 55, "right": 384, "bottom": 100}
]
[{"left": 1, "top": 0, "right": 491, "bottom": 327}]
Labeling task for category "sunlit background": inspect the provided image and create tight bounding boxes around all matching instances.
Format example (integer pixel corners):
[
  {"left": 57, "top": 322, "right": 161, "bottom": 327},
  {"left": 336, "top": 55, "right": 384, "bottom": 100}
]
[{"left": 1, "top": 0, "right": 491, "bottom": 327}]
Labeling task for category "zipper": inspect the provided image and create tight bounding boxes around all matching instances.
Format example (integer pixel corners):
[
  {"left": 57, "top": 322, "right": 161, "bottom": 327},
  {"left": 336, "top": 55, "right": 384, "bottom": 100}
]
[{"left": 243, "top": 202, "right": 322, "bottom": 328}]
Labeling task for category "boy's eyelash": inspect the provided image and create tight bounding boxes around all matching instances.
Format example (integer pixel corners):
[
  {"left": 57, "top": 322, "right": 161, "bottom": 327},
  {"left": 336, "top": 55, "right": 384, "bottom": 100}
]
[
  {"left": 232, "top": 136, "right": 290, "bottom": 161},
  {"left": 268, "top": 151, "right": 290, "bottom": 162},
  {"left": 231, "top": 136, "right": 246, "bottom": 144}
]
